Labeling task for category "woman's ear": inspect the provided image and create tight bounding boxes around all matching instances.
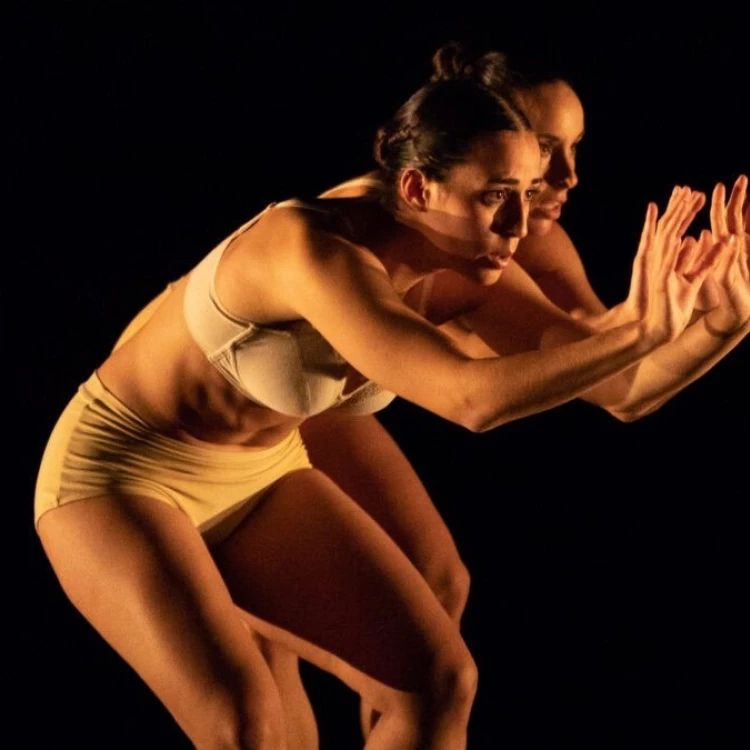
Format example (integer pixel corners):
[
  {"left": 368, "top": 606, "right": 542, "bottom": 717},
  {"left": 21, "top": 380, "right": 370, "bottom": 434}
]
[{"left": 399, "top": 168, "right": 432, "bottom": 211}]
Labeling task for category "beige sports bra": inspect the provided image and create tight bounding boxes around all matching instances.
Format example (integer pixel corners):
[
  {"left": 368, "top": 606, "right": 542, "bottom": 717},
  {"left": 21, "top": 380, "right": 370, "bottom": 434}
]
[{"left": 183, "top": 199, "right": 396, "bottom": 418}]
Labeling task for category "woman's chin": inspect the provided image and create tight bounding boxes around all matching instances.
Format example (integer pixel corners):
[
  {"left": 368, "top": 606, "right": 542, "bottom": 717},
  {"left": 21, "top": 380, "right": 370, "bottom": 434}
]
[
  {"left": 528, "top": 216, "right": 555, "bottom": 236},
  {"left": 469, "top": 266, "right": 505, "bottom": 286}
]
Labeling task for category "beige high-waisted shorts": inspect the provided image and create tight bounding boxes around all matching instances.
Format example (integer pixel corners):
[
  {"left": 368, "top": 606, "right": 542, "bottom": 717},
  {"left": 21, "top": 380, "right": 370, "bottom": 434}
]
[{"left": 34, "top": 372, "right": 312, "bottom": 545}]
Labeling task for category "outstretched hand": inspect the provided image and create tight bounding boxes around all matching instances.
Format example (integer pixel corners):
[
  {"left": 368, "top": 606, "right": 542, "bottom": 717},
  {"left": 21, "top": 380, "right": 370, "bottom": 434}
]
[
  {"left": 698, "top": 174, "right": 750, "bottom": 334},
  {"left": 626, "top": 185, "right": 730, "bottom": 344},
  {"left": 578, "top": 184, "right": 735, "bottom": 342}
]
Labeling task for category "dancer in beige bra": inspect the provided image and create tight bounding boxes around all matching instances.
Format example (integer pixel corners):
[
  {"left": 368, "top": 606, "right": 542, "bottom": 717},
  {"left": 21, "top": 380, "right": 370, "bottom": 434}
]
[{"left": 34, "top": 41, "right": 748, "bottom": 749}]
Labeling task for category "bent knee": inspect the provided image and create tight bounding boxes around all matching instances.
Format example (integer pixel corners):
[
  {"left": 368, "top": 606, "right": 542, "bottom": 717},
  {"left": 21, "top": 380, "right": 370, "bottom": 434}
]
[
  {"left": 203, "top": 690, "right": 287, "bottom": 750},
  {"left": 214, "top": 716, "right": 285, "bottom": 750},
  {"left": 384, "top": 644, "right": 478, "bottom": 727},
  {"left": 419, "top": 635, "right": 478, "bottom": 713},
  {"left": 431, "top": 558, "right": 471, "bottom": 622},
  {"left": 437, "top": 646, "right": 478, "bottom": 708}
]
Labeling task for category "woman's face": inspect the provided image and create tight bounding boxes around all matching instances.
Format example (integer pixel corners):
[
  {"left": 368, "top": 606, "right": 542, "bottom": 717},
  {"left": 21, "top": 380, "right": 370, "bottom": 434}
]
[
  {"left": 418, "top": 129, "right": 543, "bottom": 285},
  {"left": 514, "top": 81, "right": 585, "bottom": 235}
]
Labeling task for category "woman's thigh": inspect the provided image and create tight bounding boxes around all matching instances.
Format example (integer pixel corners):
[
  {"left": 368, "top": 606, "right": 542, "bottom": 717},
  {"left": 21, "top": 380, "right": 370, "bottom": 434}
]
[
  {"left": 37, "top": 494, "right": 283, "bottom": 744},
  {"left": 212, "top": 467, "right": 472, "bottom": 705},
  {"left": 300, "top": 413, "right": 469, "bottom": 616}
]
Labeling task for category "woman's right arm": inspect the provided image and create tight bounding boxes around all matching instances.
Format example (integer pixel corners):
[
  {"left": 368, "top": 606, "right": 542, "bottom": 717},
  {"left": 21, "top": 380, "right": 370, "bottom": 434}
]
[{"left": 270, "top": 187, "right": 714, "bottom": 432}]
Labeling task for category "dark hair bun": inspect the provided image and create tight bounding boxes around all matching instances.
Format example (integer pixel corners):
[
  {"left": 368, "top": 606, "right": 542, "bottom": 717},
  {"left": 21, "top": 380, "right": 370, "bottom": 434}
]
[
  {"left": 372, "top": 41, "right": 530, "bottom": 209},
  {"left": 430, "top": 41, "right": 510, "bottom": 92},
  {"left": 372, "top": 123, "right": 399, "bottom": 172}
]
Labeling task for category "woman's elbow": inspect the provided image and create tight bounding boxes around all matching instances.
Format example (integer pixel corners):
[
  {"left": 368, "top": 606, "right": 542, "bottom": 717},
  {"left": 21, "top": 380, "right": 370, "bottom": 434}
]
[
  {"left": 606, "top": 407, "right": 641, "bottom": 423},
  {"left": 605, "top": 400, "right": 663, "bottom": 423},
  {"left": 449, "top": 406, "right": 489, "bottom": 434},
  {"left": 445, "top": 393, "right": 508, "bottom": 434},
  {"left": 584, "top": 387, "right": 661, "bottom": 423},
  {"left": 456, "top": 396, "right": 516, "bottom": 433}
]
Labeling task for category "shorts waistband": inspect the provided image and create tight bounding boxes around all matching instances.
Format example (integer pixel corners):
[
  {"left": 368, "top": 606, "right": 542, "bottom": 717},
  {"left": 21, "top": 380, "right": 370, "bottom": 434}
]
[{"left": 81, "top": 371, "right": 305, "bottom": 469}]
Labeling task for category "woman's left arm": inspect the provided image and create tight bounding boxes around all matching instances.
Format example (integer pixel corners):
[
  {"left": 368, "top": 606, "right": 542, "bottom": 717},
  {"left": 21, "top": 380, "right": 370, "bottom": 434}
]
[{"left": 461, "top": 175, "right": 749, "bottom": 420}]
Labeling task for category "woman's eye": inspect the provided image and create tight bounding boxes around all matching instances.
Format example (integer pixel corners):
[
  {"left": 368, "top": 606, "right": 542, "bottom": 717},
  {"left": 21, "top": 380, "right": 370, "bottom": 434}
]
[{"left": 483, "top": 190, "right": 508, "bottom": 204}]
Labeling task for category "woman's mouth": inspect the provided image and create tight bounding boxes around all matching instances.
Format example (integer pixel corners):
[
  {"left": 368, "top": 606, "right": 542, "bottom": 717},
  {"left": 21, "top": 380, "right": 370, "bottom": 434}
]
[
  {"left": 534, "top": 201, "right": 563, "bottom": 220},
  {"left": 478, "top": 253, "right": 511, "bottom": 269}
]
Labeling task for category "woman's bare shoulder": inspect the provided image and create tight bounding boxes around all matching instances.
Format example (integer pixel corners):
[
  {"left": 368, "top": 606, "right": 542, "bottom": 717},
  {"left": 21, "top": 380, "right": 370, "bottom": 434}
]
[
  {"left": 514, "top": 221, "right": 578, "bottom": 273},
  {"left": 319, "top": 171, "right": 383, "bottom": 199},
  {"left": 218, "top": 200, "right": 388, "bottom": 317}
]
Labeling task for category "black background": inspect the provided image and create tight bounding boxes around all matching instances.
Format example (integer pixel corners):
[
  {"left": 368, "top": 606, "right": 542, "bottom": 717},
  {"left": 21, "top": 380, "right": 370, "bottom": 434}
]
[{"left": 9, "top": 1, "right": 750, "bottom": 748}]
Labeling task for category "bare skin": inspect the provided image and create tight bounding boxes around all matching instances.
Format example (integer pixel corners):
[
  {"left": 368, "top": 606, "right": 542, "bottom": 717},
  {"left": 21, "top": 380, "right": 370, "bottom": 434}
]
[
  {"left": 108, "top": 257, "right": 474, "bottom": 748},
  {"left": 314, "top": 80, "right": 750, "bottom": 741},
  {"left": 39, "top": 478, "right": 476, "bottom": 749},
  {"left": 39, "top": 129, "right": 542, "bottom": 750},
  {"left": 38, "top": 116, "right": 739, "bottom": 750}
]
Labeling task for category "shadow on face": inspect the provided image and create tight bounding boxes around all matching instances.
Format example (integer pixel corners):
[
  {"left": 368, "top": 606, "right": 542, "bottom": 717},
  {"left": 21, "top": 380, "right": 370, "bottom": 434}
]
[{"left": 404, "top": 129, "right": 544, "bottom": 285}]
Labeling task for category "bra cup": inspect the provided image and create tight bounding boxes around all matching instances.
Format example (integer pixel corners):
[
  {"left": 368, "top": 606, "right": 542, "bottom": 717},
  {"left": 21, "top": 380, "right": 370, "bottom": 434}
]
[
  {"left": 230, "top": 323, "right": 348, "bottom": 417},
  {"left": 183, "top": 199, "right": 396, "bottom": 418}
]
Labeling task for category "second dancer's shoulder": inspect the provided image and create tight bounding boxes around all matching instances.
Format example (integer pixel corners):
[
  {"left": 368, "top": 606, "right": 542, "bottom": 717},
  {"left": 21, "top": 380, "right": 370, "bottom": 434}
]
[{"left": 514, "top": 221, "right": 579, "bottom": 274}]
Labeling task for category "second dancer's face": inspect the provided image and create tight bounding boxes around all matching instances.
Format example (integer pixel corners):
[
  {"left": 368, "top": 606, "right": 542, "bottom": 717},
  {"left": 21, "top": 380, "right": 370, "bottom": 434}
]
[{"left": 514, "top": 81, "right": 585, "bottom": 235}]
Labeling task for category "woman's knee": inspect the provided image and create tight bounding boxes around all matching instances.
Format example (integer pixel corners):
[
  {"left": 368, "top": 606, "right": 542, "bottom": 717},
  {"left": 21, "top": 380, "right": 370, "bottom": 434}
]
[
  {"left": 382, "top": 640, "right": 478, "bottom": 733},
  {"left": 431, "top": 556, "right": 471, "bottom": 622},
  {"left": 203, "top": 685, "right": 288, "bottom": 750},
  {"left": 397, "top": 631, "right": 478, "bottom": 721},
  {"left": 433, "top": 642, "right": 478, "bottom": 714}
]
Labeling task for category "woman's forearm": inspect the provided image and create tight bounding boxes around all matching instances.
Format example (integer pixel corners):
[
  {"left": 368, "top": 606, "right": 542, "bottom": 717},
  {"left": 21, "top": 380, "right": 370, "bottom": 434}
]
[
  {"left": 466, "top": 320, "right": 659, "bottom": 432},
  {"left": 597, "top": 309, "right": 750, "bottom": 420}
]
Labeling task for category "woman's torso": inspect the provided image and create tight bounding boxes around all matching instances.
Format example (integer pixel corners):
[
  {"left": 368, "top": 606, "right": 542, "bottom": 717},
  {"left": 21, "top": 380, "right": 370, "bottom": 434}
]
[{"left": 97, "top": 198, "right": 489, "bottom": 450}]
